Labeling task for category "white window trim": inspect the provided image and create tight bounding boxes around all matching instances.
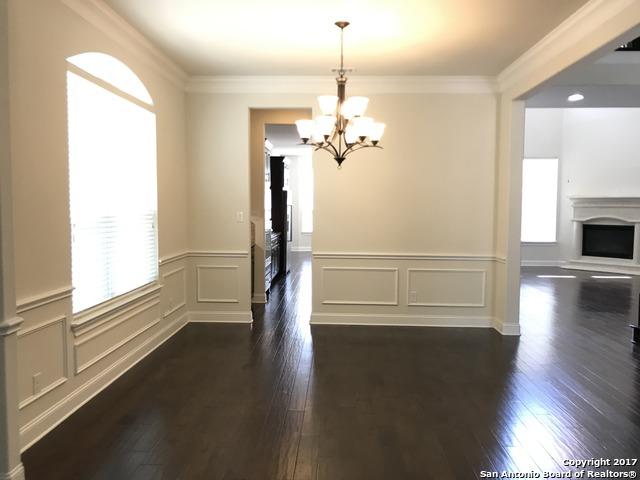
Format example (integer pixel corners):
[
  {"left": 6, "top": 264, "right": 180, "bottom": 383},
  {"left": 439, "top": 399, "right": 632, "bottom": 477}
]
[
  {"left": 67, "top": 56, "right": 159, "bottom": 315},
  {"left": 71, "top": 282, "right": 161, "bottom": 332},
  {"left": 67, "top": 63, "right": 154, "bottom": 114}
]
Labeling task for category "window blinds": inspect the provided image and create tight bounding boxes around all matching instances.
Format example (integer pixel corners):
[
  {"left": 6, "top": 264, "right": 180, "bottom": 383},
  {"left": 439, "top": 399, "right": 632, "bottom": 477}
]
[{"left": 67, "top": 71, "right": 158, "bottom": 313}]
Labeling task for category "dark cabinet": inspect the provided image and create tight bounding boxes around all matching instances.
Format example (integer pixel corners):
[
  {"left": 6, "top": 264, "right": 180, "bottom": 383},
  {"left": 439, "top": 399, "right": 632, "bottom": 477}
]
[{"left": 270, "top": 156, "right": 289, "bottom": 280}]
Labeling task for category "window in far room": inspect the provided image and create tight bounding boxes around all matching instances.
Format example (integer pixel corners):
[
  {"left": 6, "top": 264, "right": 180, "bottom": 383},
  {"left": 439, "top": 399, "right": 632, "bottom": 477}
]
[
  {"left": 299, "top": 152, "right": 314, "bottom": 233},
  {"left": 521, "top": 158, "right": 559, "bottom": 243},
  {"left": 66, "top": 52, "right": 158, "bottom": 314}
]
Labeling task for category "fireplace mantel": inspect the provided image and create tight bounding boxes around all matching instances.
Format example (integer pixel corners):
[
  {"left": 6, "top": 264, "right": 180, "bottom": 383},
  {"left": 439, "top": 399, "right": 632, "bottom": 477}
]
[{"left": 563, "top": 196, "right": 640, "bottom": 275}]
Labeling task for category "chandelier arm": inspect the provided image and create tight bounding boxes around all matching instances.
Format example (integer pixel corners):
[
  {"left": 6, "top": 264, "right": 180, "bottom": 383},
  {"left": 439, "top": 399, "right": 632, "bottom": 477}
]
[
  {"left": 314, "top": 142, "right": 340, "bottom": 158},
  {"left": 341, "top": 139, "right": 365, "bottom": 156},
  {"left": 343, "top": 143, "right": 382, "bottom": 158},
  {"left": 325, "top": 140, "right": 342, "bottom": 159}
]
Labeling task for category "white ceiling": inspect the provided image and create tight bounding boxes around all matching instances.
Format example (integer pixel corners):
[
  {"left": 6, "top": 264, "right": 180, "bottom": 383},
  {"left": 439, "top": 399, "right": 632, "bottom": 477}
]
[
  {"left": 265, "top": 124, "right": 301, "bottom": 149},
  {"left": 526, "top": 50, "right": 640, "bottom": 108},
  {"left": 104, "top": 0, "right": 589, "bottom": 76}
]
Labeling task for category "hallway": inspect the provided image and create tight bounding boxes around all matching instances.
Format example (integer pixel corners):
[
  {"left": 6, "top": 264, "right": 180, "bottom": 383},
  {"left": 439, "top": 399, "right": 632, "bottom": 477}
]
[{"left": 22, "top": 255, "right": 640, "bottom": 479}]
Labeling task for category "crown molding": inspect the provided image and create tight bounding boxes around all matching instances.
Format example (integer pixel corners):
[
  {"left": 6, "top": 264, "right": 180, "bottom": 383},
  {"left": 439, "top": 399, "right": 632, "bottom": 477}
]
[
  {"left": 61, "top": 0, "right": 188, "bottom": 89},
  {"left": 497, "top": 0, "right": 640, "bottom": 97},
  {"left": 186, "top": 75, "right": 498, "bottom": 95}
]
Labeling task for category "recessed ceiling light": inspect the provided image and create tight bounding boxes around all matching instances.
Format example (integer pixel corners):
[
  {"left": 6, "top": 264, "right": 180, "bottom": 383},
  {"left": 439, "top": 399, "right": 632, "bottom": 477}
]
[{"left": 567, "top": 93, "right": 585, "bottom": 102}]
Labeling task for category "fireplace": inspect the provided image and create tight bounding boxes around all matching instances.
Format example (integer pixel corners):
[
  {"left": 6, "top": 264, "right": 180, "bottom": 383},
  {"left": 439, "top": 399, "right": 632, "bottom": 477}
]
[
  {"left": 582, "top": 224, "right": 634, "bottom": 260},
  {"left": 564, "top": 197, "right": 640, "bottom": 275}
]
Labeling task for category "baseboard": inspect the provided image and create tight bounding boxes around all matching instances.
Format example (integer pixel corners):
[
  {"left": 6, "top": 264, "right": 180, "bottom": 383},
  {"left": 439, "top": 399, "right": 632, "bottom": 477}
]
[
  {"left": 310, "top": 313, "right": 493, "bottom": 328},
  {"left": 0, "top": 464, "right": 25, "bottom": 480},
  {"left": 20, "top": 313, "right": 188, "bottom": 452},
  {"left": 252, "top": 293, "right": 267, "bottom": 304},
  {"left": 189, "top": 311, "right": 253, "bottom": 323},
  {"left": 521, "top": 260, "right": 564, "bottom": 267},
  {"left": 492, "top": 318, "right": 521, "bottom": 336}
]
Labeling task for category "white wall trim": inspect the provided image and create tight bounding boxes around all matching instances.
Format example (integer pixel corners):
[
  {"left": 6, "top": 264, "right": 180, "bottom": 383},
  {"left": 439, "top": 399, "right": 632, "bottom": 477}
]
[
  {"left": 160, "top": 251, "right": 249, "bottom": 265},
  {"left": 74, "top": 298, "right": 159, "bottom": 345},
  {"left": 310, "top": 313, "right": 494, "bottom": 328},
  {"left": 562, "top": 261, "right": 640, "bottom": 276},
  {"left": 312, "top": 252, "right": 501, "bottom": 262},
  {"left": 497, "top": 0, "right": 638, "bottom": 95},
  {"left": 190, "top": 251, "right": 249, "bottom": 258},
  {"left": 60, "top": 0, "right": 187, "bottom": 88},
  {"left": 189, "top": 311, "right": 253, "bottom": 323},
  {"left": 20, "top": 313, "right": 188, "bottom": 452},
  {"left": 0, "top": 464, "right": 25, "bottom": 480},
  {"left": 18, "top": 378, "right": 68, "bottom": 412},
  {"left": 195, "top": 265, "right": 240, "bottom": 303},
  {"left": 321, "top": 267, "right": 399, "bottom": 306},
  {"left": 16, "top": 315, "right": 66, "bottom": 339},
  {"left": 161, "top": 267, "right": 186, "bottom": 318},
  {"left": 252, "top": 293, "right": 267, "bottom": 304},
  {"left": 406, "top": 269, "right": 487, "bottom": 307},
  {"left": 159, "top": 251, "right": 189, "bottom": 266},
  {"left": 16, "top": 286, "right": 73, "bottom": 314},
  {"left": 74, "top": 303, "right": 161, "bottom": 375},
  {"left": 292, "top": 247, "right": 312, "bottom": 252},
  {"left": 186, "top": 75, "right": 498, "bottom": 95},
  {"left": 71, "top": 283, "right": 161, "bottom": 335},
  {"left": 492, "top": 318, "right": 522, "bottom": 336},
  {"left": 74, "top": 317, "right": 161, "bottom": 374},
  {"left": 17, "top": 316, "right": 69, "bottom": 411},
  {"left": 521, "top": 260, "right": 565, "bottom": 267}
]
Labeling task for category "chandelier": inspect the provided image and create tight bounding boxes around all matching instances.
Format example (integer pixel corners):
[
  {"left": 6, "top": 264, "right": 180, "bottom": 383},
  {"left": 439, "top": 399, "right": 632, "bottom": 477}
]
[{"left": 295, "top": 21, "right": 385, "bottom": 168}]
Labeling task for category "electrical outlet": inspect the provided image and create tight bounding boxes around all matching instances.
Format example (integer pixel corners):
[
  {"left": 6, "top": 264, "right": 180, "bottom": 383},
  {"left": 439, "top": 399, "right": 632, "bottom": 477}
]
[
  {"left": 409, "top": 291, "right": 417, "bottom": 303},
  {"left": 32, "top": 372, "right": 42, "bottom": 395}
]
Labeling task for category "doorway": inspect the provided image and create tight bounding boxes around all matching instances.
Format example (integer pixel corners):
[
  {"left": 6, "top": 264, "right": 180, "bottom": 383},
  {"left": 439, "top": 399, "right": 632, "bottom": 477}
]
[
  {"left": 516, "top": 33, "right": 640, "bottom": 342},
  {"left": 248, "top": 109, "right": 313, "bottom": 307}
]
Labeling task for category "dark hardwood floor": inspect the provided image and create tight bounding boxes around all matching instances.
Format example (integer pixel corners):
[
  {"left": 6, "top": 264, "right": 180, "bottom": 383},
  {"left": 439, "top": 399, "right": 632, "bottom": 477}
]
[{"left": 23, "top": 258, "right": 640, "bottom": 479}]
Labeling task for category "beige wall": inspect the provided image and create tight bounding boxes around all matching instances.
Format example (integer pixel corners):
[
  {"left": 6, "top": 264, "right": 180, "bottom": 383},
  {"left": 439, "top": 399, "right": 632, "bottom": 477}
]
[
  {"left": 187, "top": 88, "right": 500, "bottom": 327},
  {"left": 8, "top": 0, "right": 189, "bottom": 449},
  {"left": 188, "top": 94, "right": 314, "bottom": 312}
]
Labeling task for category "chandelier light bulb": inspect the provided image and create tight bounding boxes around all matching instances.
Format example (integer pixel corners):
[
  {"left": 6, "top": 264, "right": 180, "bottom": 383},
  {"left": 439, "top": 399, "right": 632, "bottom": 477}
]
[
  {"left": 317, "top": 95, "right": 339, "bottom": 116},
  {"left": 370, "top": 122, "right": 386, "bottom": 143},
  {"left": 315, "top": 115, "right": 337, "bottom": 138},
  {"left": 352, "top": 116, "right": 374, "bottom": 139},
  {"left": 344, "top": 125, "right": 358, "bottom": 145},
  {"left": 295, "top": 119, "right": 314, "bottom": 142},
  {"left": 342, "top": 96, "right": 369, "bottom": 119}
]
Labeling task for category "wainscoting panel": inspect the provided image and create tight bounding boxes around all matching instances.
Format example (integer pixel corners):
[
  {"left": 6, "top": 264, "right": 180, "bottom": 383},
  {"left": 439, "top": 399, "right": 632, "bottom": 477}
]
[
  {"left": 312, "top": 253, "right": 498, "bottom": 329},
  {"left": 196, "top": 265, "right": 240, "bottom": 303},
  {"left": 322, "top": 267, "right": 399, "bottom": 305},
  {"left": 17, "top": 316, "right": 68, "bottom": 410},
  {"left": 161, "top": 266, "right": 186, "bottom": 318},
  {"left": 73, "top": 294, "right": 161, "bottom": 374},
  {"left": 407, "top": 269, "right": 486, "bottom": 307}
]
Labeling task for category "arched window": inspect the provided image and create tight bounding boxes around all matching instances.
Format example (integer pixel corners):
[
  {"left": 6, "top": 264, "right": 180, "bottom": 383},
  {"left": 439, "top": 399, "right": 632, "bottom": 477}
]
[{"left": 66, "top": 53, "right": 158, "bottom": 313}]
